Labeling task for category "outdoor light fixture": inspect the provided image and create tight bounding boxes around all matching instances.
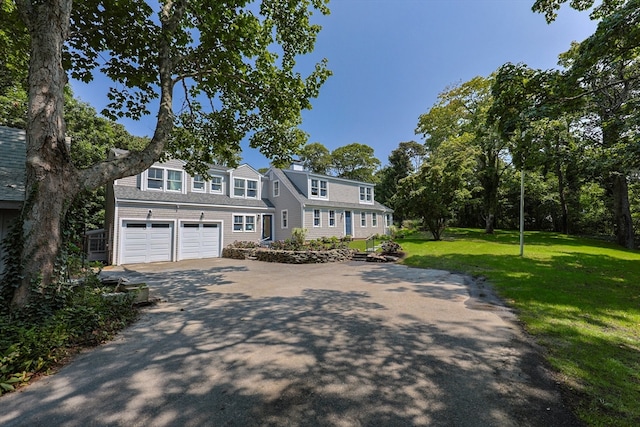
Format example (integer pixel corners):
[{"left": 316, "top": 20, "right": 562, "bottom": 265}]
[
  {"left": 200, "top": 211, "right": 205, "bottom": 220},
  {"left": 147, "top": 209, "right": 152, "bottom": 218}
]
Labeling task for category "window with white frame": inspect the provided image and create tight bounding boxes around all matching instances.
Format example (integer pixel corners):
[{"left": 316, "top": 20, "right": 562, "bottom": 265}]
[
  {"left": 310, "top": 178, "right": 328, "bottom": 198},
  {"left": 281, "top": 210, "right": 288, "bottom": 228},
  {"left": 166, "top": 170, "right": 183, "bottom": 191},
  {"left": 372, "top": 212, "right": 378, "bottom": 227},
  {"left": 313, "top": 209, "right": 321, "bottom": 227},
  {"left": 234, "top": 179, "right": 245, "bottom": 197},
  {"left": 233, "top": 215, "right": 256, "bottom": 232},
  {"left": 147, "top": 168, "right": 164, "bottom": 190},
  {"left": 359, "top": 186, "right": 373, "bottom": 203},
  {"left": 361, "top": 212, "right": 367, "bottom": 227},
  {"left": 385, "top": 214, "right": 391, "bottom": 227},
  {"left": 273, "top": 180, "right": 280, "bottom": 197},
  {"left": 192, "top": 174, "right": 205, "bottom": 192},
  {"left": 146, "top": 167, "right": 183, "bottom": 192},
  {"left": 211, "top": 176, "right": 223, "bottom": 193},
  {"left": 247, "top": 180, "right": 258, "bottom": 198},
  {"left": 329, "top": 210, "right": 336, "bottom": 227},
  {"left": 233, "top": 178, "right": 258, "bottom": 198}
]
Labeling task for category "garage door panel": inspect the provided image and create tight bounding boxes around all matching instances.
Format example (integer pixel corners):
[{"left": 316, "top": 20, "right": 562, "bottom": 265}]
[
  {"left": 179, "top": 222, "right": 220, "bottom": 260},
  {"left": 121, "top": 221, "right": 173, "bottom": 264}
]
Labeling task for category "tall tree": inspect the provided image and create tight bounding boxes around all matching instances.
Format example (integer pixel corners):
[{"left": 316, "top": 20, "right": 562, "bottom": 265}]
[
  {"left": 330, "top": 142, "right": 380, "bottom": 182},
  {"left": 417, "top": 76, "right": 508, "bottom": 234},
  {"left": 299, "top": 141, "right": 331, "bottom": 174},
  {"left": 396, "top": 136, "right": 476, "bottom": 240},
  {"left": 5, "top": 0, "right": 331, "bottom": 309},
  {"left": 376, "top": 141, "right": 426, "bottom": 224}
]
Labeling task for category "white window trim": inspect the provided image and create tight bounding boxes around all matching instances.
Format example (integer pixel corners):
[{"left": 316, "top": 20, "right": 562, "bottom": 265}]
[
  {"left": 360, "top": 212, "right": 367, "bottom": 227},
  {"left": 329, "top": 210, "right": 336, "bottom": 227},
  {"left": 359, "top": 186, "right": 374, "bottom": 204},
  {"left": 232, "top": 214, "right": 257, "bottom": 232},
  {"left": 372, "top": 212, "right": 378, "bottom": 227},
  {"left": 309, "top": 178, "right": 329, "bottom": 200},
  {"left": 192, "top": 174, "right": 206, "bottom": 193},
  {"left": 273, "top": 180, "right": 280, "bottom": 197},
  {"left": 143, "top": 167, "right": 185, "bottom": 193},
  {"left": 281, "top": 209, "right": 288, "bottom": 229},
  {"left": 210, "top": 175, "right": 224, "bottom": 194},
  {"left": 232, "top": 177, "right": 259, "bottom": 199},
  {"left": 313, "top": 209, "right": 321, "bottom": 227}
]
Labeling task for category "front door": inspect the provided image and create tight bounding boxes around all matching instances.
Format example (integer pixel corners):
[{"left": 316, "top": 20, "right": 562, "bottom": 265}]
[
  {"left": 262, "top": 214, "right": 273, "bottom": 241},
  {"left": 344, "top": 211, "right": 352, "bottom": 237}
]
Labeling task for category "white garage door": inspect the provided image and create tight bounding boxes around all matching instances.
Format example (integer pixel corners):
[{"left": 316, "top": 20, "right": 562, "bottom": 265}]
[
  {"left": 121, "top": 221, "right": 173, "bottom": 264},
  {"left": 179, "top": 222, "right": 220, "bottom": 260}
]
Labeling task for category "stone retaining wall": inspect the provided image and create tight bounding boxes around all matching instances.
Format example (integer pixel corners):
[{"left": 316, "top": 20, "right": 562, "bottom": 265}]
[{"left": 222, "top": 247, "right": 354, "bottom": 264}]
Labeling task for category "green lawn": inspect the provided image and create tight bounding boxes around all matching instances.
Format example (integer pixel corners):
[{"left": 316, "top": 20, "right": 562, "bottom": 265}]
[{"left": 399, "top": 228, "right": 640, "bottom": 427}]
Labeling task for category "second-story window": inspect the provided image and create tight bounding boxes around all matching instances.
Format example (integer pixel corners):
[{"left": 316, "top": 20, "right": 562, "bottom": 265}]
[
  {"left": 167, "top": 170, "right": 183, "bottom": 191},
  {"left": 211, "top": 176, "right": 223, "bottom": 193},
  {"left": 147, "top": 168, "right": 164, "bottom": 190},
  {"left": 233, "top": 178, "right": 258, "bottom": 198},
  {"left": 247, "top": 180, "right": 258, "bottom": 198},
  {"left": 311, "top": 178, "right": 328, "bottom": 198},
  {"left": 359, "top": 186, "right": 373, "bottom": 203},
  {"left": 193, "top": 174, "right": 205, "bottom": 192},
  {"left": 234, "top": 179, "right": 245, "bottom": 197},
  {"left": 273, "top": 180, "right": 280, "bottom": 197}
]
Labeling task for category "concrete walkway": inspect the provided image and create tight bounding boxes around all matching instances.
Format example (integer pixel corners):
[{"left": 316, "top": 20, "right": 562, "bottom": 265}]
[{"left": 0, "top": 259, "right": 581, "bottom": 426}]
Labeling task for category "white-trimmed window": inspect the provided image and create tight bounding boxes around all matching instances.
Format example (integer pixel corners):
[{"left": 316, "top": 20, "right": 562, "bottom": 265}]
[
  {"left": 359, "top": 186, "right": 373, "bottom": 203},
  {"left": 247, "top": 180, "right": 258, "bottom": 198},
  {"left": 329, "top": 210, "right": 336, "bottom": 227},
  {"left": 234, "top": 179, "right": 245, "bottom": 197},
  {"left": 361, "top": 212, "right": 367, "bottom": 227},
  {"left": 147, "top": 168, "right": 164, "bottom": 190},
  {"left": 146, "top": 167, "right": 183, "bottom": 192},
  {"left": 313, "top": 209, "right": 321, "bottom": 227},
  {"left": 233, "top": 215, "right": 256, "bottom": 232},
  {"left": 233, "top": 178, "right": 258, "bottom": 198},
  {"left": 372, "top": 212, "right": 378, "bottom": 227},
  {"left": 385, "top": 214, "right": 391, "bottom": 227},
  {"left": 281, "top": 210, "right": 288, "bottom": 228},
  {"left": 273, "top": 180, "right": 280, "bottom": 197},
  {"left": 192, "top": 174, "right": 205, "bottom": 192},
  {"left": 211, "top": 176, "right": 223, "bottom": 193},
  {"left": 310, "top": 178, "right": 328, "bottom": 198}
]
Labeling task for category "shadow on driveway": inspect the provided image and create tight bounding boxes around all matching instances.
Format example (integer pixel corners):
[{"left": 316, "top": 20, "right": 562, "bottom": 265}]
[{"left": 0, "top": 259, "right": 581, "bottom": 426}]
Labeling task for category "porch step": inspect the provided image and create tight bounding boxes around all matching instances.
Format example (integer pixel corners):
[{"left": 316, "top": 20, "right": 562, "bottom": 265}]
[{"left": 351, "top": 252, "right": 369, "bottom": 262}]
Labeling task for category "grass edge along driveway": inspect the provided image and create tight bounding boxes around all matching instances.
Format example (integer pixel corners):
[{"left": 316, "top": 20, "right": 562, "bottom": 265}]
[{"left": 400, "top": 228, "right": 639, "bottom": 427}]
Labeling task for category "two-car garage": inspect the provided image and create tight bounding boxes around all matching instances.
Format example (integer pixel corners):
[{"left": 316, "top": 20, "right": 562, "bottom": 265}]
[{"left": 119, "top": 220, "right": 221, "bottom": 265}]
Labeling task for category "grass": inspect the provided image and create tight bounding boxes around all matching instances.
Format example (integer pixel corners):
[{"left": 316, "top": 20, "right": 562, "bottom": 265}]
[{"left": 399, "top": 228, "right": 640, "bottom": 427}]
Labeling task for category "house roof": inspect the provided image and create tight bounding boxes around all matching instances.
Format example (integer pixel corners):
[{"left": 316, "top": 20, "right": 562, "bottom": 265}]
[
  {"left": 270, "top": 167, "right": 392, "bottom": 213},
  {"left": 0, "top": 126, "right": 26, "bottom": 205},
  {"left": 113, "top": 185, "right": 274, "bottom": 209}
]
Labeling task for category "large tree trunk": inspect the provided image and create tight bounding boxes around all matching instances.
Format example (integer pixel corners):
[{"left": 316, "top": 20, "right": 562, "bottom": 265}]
[
  {"left": 611, "top": 172, "right": 635, "bottom": 249},
  {"left": 11, "top": 0, "right": 77, "bottom": 308},
  {"left": 10, "top": 1, "right": 180, "bottom": 309}
]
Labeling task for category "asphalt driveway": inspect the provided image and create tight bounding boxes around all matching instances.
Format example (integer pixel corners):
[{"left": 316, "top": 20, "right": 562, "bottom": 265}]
[{"left": 0, "top": 259, "right": 581, "bottom": 426}]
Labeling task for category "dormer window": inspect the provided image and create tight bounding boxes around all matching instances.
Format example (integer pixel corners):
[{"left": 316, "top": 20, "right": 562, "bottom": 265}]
[
  {"left": 211, "top": 176, "right": 223, "bottom": 193},
  {"left": 310, "top": 178, "right": 328, "bottom": 199},
  {"left": 233, "top": 178, "right": 258, "bottom": 199},
  {"left": 145, "top": 167, "right": 183, "bottom": 192},
  {"left": 147, "top": 168, "right": 164, "bottom": 190},
  {"left": 359, "top": 186, "right": 373, "bottom": 204},
  {"left": 192, "top": 174, "right": 206, "bottom": 192}
]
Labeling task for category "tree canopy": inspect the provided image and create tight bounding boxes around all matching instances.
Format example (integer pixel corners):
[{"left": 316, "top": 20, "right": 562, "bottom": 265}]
[{"left": 3, "top": 0, "right": 331, "bottom": 309}]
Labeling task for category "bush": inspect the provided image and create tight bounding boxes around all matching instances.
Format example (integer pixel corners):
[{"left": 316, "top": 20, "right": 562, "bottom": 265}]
[{"left": 0, "top": 271, "right": 138, "bottom": 395}]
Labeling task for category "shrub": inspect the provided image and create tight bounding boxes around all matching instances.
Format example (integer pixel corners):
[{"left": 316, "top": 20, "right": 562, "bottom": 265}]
[
  {"left": 290, "top": 228, "right": 307, "bottom": 250},
  {"left": 0, "top": 270, "right": 137, "bottom": 395}
]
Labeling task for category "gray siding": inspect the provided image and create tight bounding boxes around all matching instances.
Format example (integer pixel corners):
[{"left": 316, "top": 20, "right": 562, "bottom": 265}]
[
  {"left": 115, "top": 175, "right": 137, "bottom": 187},
  {"left": 282, "top": 170, "right": 308, "bottom": 197}
]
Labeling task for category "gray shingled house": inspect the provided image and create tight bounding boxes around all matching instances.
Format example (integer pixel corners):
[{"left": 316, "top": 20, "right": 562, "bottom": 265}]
[
  {"left": 0, "top": 126, "right": 26, "bottom": 272},
  {"left": 104, "top": 153, "right": 393, "bottom": 265}
]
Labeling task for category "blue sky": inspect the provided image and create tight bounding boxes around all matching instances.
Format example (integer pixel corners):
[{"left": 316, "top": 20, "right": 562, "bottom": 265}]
[{"left": 71, "top": 0, "right": 597, "bottom": 170}]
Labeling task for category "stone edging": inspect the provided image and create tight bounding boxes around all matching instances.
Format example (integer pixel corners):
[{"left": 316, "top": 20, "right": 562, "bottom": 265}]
[{"left": 222, "top": 247, "right": 354, "bottom": 264}]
